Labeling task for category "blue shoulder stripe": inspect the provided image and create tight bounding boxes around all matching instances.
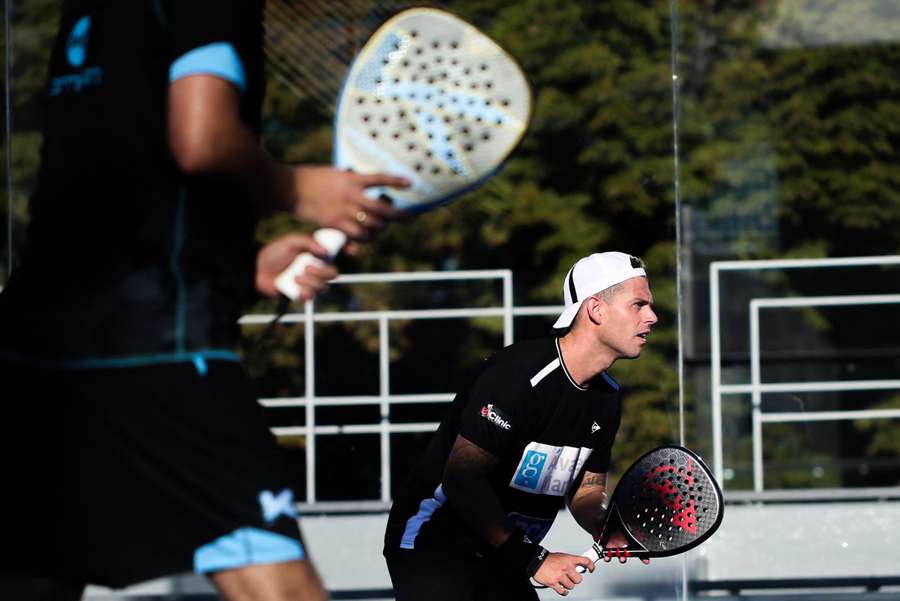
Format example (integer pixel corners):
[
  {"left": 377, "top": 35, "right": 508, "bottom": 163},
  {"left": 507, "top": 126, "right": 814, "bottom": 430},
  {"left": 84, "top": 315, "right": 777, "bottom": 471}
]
[
  {"left": 169, "top": 42, "right": 246, "bottom": 91},
  {"left": 601, "top": 371, "right": 621, "bottom": 391}
]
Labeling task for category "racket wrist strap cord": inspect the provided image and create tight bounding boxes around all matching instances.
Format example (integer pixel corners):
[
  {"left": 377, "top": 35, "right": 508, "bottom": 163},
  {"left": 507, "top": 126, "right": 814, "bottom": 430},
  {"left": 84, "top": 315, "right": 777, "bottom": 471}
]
[{"left": 496, "top": 527, "right": 548, "bottom": 577}]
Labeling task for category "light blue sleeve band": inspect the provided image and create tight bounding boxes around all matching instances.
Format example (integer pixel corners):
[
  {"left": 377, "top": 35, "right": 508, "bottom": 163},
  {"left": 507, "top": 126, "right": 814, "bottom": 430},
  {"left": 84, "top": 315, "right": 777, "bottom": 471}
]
[
  {"left": 169, "top": 42, "right": 247, "bottom": 92},
  {"left": 194, "top": 527, "right": 305, "bottom": 573}
]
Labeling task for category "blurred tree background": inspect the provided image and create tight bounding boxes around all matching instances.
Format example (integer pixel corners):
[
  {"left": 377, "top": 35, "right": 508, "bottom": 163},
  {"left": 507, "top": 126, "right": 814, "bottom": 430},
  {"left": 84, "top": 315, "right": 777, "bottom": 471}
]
[{"left": 2, "top": 0, "right": 898, "bottom": 497}]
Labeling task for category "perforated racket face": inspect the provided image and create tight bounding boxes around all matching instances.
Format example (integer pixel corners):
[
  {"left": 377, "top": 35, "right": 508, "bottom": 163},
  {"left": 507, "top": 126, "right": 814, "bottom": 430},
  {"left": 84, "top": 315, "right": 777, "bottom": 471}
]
[
  {"left": 605, "top": 446, "right": 723, "bottom": 557},
  {"left": 334, "top": 8, "right": 533, "bottom": 212}
]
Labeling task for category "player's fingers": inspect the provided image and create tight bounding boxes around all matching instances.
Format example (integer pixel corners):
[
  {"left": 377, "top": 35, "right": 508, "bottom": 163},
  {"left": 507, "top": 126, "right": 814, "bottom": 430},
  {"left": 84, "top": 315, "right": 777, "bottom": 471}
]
[
  {"left": 559, "top": 573, "right": 577, "bottom": 590},
  {"left": 356, "top": 172, "right": 410, "bottom": 189},
  {"left": 293, "top": 276, "right": 330, "bottom": 301},
  {"left": 273, "top": 234, "right": 330, "bottom": 259},
  {"left": 342, "top": 240, "right": 360, "bottom": 256},
  {"left": 553, "top": 584, "right": 569, "bottom": 596},
  {"left": 358, "top": 196, "right": 404, "bottom": 221},
  {"left": 304, "top": 263, "right": 338, "bottom": 281},
  {"left": 642, "top": 558, "right": 651, "bottom": 565},
  {"left": 335, "top": 218, "right": 366, "bottom": 240},
  {"left": 352, "top": 207, "right": 386, "bottom": 230},
  {"left": 294, "top": 266, "right": 333, "bottom": 289},
  {"left": 574, "top": 555, "right": 594, "bottom": 574}
]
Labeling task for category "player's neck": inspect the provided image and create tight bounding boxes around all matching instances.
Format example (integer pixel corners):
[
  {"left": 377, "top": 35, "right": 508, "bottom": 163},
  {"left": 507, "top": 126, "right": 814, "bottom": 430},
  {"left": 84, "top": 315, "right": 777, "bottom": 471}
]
[{"left": 557, "top": 330, "right": 615, "bottom": 387}]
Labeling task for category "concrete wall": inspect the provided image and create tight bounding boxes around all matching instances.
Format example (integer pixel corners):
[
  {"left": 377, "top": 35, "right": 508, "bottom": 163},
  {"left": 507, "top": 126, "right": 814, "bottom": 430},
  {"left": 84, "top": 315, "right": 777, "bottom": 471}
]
[{"left": 84, "top": 500, "right": 900, "bottom": 600}]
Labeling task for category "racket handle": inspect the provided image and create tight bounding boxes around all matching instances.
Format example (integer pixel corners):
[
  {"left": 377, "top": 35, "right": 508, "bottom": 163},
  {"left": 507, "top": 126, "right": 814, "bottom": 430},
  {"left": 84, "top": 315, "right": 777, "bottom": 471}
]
[
  {"left": 274, "top": 228, "right": 347, "bottom": 301},
  {"left": 576, "top": 542, "right": 603, "bottom": 573}
]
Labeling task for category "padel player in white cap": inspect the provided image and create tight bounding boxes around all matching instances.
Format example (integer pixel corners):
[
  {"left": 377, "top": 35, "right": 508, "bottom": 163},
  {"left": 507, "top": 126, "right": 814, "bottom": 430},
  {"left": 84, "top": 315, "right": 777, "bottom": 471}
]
[{"left": 384, "top": 252, "right": 657, "bottom": 600}]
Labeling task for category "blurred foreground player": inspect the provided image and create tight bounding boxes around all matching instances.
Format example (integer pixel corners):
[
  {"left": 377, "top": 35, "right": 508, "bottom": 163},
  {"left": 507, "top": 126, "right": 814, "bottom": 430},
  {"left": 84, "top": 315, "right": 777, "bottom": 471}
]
[{"left": 0, "top": 2, "right": 407, "bottom": 600}]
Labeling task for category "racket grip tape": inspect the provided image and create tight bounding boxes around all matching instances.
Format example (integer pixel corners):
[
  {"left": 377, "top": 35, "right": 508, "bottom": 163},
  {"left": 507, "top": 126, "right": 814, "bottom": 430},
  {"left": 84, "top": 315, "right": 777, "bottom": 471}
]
[
  {"left": 576, "top": 541, "right": 603, "bottom": 574},
  {"left": 274, "top": 228, "right": 347, "bottom": 301}
]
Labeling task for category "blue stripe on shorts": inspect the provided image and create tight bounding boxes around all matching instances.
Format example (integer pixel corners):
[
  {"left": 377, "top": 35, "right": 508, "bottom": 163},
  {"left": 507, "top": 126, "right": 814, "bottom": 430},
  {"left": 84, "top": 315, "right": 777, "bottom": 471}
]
[{"left": 194, "top": 527, "right": 305, "bottom": 573}]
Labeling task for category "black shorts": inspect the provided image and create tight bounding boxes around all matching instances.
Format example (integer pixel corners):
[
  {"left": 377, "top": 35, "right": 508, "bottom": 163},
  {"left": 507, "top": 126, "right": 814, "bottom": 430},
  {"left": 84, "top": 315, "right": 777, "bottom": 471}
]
[
  {"left": 385, "top": 546, "right": 539, "bottom": 601},
  {"left": 0, "top": 359, "right": 306, "bottom": 588}
]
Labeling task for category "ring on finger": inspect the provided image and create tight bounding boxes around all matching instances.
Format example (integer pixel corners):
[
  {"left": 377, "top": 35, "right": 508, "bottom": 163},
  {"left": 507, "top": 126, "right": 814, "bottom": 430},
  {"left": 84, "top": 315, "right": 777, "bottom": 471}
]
[{"left": 355, "top": 210, "right": 368, "bottom": 224}]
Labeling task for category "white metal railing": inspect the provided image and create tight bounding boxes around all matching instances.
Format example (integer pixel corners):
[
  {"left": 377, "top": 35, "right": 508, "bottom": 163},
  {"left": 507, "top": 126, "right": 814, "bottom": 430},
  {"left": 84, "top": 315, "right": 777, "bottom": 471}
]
[
  {"left": 749, "top": 294, "right": 900, "bottom": 491},
  {"left": 239, "top": 270, "right": 562, "bottom": 503},
  {"left": 709, "top": 256, "right": 900, "bottom": 490}
]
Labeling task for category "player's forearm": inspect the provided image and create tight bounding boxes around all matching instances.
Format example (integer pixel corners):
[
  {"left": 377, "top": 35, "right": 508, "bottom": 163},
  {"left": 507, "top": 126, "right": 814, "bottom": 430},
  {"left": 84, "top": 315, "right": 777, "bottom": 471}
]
[
  {"left": 169, "top": 115, "right": 295, "bottom": 213},
  {"left": 568, "top": 487, "right": 609, "bottom": 537},
  {"left": 568, "top": 470, "right": 610, "bottom": 537},
  {"left": 167, "top": 75, "right": 297, "bottom": 214},
  {"left": 442, "top": 471, "right": 513, "bottom": 548}
]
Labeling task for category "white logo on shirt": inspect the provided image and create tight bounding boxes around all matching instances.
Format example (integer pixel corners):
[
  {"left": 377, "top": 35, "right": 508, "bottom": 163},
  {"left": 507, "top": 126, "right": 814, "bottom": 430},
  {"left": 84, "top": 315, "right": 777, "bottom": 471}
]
[
  {"left": 259, "top": 488, "right": 298, "bottom": 524},
  {"left": 481, "top": 403, "right": 512, "bottom": 430},
  {"left": 591, "top": 421, "right": 601, "bottom": 434}
]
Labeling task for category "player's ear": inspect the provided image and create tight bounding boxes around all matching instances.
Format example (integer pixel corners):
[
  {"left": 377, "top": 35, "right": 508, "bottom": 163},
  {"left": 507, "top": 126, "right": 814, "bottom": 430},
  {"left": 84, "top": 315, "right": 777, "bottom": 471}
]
[{"left": 584, "top": 295, "right": 605, "bottom": 325}]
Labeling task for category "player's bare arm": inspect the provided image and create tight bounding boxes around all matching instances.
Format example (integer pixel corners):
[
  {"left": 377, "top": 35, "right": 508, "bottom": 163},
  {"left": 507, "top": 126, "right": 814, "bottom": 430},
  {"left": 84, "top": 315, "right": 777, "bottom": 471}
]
[
  {"left": 567, "top": 470, "right": 610, "bottom": 537},
  {"left": 441, "top": 435, "right": 510, "bottom": 546},
  {"left": 167, "top": 74, "right": 406, "bottom": 238},
  {"left": 443, "top": 436, "right": 594, "bottom": 596}
]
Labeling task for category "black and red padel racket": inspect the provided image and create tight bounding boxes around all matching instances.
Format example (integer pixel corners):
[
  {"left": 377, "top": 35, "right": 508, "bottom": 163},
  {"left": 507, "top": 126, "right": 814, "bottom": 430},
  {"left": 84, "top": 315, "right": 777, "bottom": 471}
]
[{"left": 580, "top": 445, "right": 724, "bottom": 566}]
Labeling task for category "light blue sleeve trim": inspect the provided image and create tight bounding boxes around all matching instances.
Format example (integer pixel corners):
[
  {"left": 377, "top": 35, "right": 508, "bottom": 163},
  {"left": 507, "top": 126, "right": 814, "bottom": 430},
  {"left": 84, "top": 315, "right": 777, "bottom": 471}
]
[
  {"left": 0, "top": 349, "right": 240, "bottom": 370},
  {"left": 194, "top": 527, "right": 305, "bottom": 574},
  {"left": 169, "top": 42, "right": 246, "bottom": 91}
]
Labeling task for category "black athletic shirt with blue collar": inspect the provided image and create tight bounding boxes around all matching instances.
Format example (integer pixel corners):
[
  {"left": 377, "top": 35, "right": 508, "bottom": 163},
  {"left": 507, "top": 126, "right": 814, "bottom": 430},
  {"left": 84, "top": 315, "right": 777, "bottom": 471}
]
[
  {"left": 0, "top": 0, "right": 264, "bottom": 369},
  {"left": 385, "top": 337, "right": 622, "bottom": 556}
]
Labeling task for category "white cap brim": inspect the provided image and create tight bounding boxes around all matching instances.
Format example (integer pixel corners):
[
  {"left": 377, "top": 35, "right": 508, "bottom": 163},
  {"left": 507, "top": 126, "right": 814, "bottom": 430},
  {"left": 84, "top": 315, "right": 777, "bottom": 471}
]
[{"left": 552, "top": 301, "right": 583, "bottom": 329}]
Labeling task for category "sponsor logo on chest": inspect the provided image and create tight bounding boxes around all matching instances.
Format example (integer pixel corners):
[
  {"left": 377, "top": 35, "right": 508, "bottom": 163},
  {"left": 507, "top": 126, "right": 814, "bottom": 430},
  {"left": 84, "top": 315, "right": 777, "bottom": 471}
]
[
  {"left": 510, "top": 441, "right": 592, "bottom": 496},
  {"left": 481, "top": 403, "right": 512, "bottom": 430}
]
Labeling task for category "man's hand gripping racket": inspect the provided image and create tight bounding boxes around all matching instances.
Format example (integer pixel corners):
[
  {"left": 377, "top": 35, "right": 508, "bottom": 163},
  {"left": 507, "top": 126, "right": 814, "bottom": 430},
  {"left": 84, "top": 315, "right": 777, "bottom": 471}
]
[
  {"left": 274, "top": 7, "right": 533, "bottom": 300},
  {"left": 576, "top": 445, "right": 724, "bottom": 572}
]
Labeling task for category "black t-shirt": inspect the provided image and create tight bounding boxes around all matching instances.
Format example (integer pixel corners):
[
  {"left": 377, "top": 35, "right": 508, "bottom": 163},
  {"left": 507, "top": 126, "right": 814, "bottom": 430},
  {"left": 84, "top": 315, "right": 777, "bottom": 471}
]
[
  {"left": 385, "top": 337, "right": 622, "bottom": 554},
  {"left": 0, "top": 0, "right": 264, "bottom": 365}
]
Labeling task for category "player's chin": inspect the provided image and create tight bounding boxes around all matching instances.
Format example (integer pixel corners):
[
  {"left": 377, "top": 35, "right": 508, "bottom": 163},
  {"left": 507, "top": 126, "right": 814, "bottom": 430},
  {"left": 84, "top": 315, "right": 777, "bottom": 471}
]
[
  {"left": 622, "top": 345, "right": 644, "bottom": 359},
  {"left": 629, "top": 336, "right": 651, "bottom": 356}
]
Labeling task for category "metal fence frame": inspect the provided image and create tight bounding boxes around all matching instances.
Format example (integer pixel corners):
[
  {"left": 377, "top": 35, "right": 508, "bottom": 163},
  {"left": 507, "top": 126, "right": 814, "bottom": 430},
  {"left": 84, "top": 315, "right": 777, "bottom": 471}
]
[
  {"left": 239, "top": 269, "right": 561, "bottom": 504},
  {"left": 709, "top": 255, "right": 900, "bottom": 490}
]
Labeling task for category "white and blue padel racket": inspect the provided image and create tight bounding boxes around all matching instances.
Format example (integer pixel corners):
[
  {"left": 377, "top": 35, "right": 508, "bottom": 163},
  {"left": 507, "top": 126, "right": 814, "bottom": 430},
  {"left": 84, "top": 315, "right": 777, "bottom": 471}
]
[{"left": 273, "top": 7, "right": 533, "bottom": 300}]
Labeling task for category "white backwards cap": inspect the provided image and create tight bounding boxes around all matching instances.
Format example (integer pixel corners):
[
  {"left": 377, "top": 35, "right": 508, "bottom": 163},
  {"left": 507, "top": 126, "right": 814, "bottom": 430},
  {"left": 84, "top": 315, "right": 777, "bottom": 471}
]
[{"left": 553, "top": 252, "right": 647, "bottom": 329}]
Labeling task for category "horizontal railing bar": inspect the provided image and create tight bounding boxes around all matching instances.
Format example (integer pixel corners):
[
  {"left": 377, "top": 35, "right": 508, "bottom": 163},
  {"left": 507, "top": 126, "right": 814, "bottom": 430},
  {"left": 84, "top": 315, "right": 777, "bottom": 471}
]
[
  {"left": 753, "top": 294, "right": 900, "bottom": 308},
  {"left": 333, "top": 270, "right": 511, "bottom": 283},
  {"left": 760, "top": 408, "right": 900, "bottom": 423},
  {"left": 721, "top": 380, "right": 900, "bottom": 394},
  {"left": 711, "top": 255, "right": 900, "bottom": 271},
  {"left": 260, "top": 394, "right": 454, "bottom": 407},
  {"left": 272, "top": 422, "right": 439, "bottom": 436},
  {"left": 725, "top": 487, "right": 900, "bottom": 503},
  {"left": 240, "top": 305, "right": 561, "bottom": 325}
]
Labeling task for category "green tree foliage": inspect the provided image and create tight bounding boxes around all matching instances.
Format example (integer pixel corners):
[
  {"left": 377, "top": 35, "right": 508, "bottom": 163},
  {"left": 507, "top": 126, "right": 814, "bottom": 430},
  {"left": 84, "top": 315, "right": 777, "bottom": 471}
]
[
  {"left": 4, "top": 1, "right": 898, "bottom": 491},
  {"left": 1, "top": 0, "right": 58, "bottom": 280}
]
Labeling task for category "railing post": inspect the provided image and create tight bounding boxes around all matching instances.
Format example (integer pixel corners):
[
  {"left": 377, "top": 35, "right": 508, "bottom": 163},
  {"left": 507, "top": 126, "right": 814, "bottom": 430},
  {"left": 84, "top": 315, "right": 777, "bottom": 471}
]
[
  {"left": 379, "top": 316, "right": 391, "bottom": 503},
  {"left": 305, "top": 297, "right": 317, "bottom": 503}
]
